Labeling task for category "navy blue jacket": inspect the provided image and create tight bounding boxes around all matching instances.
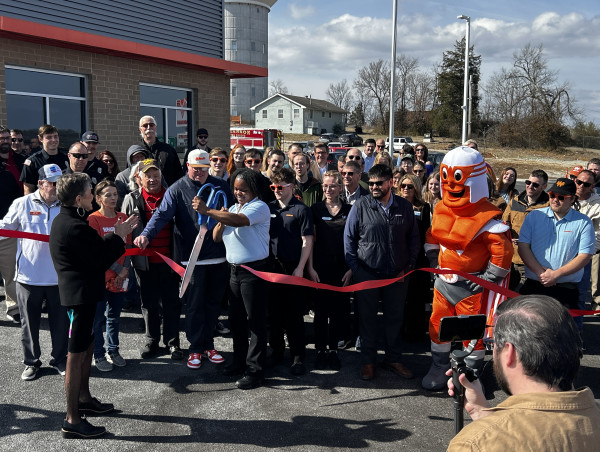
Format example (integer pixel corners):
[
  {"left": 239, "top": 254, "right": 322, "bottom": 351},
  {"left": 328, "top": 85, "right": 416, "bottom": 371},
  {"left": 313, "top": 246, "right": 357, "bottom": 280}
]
[
  {"left": 344, "top": 193, "right": 420, "bottom": 277},
  {"left": 142, "top": 175, "right": 233, "bottom": 264}
]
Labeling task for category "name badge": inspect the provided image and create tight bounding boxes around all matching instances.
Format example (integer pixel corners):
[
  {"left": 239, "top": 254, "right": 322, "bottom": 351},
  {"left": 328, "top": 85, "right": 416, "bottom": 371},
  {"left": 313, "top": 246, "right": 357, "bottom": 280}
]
[
  {"left": 414, "top": 211, "right": 421, "bottom": 217},
  {"left": 30, "top": 211, "right": 41, "bottom": 216},
  {"left": 322, "top": 216, "right": 332, "bottom": 221},
  {"left": 270, "top": 214, "right": 276, "bottom": 218},
  {"left": 285, "top": 214, "right": 294, "bottom": 217}
]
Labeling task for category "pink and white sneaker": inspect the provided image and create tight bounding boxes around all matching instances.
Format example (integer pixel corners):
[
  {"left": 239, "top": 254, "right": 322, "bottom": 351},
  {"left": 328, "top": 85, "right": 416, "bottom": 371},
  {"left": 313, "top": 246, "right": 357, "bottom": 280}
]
[
  {"left": 203, "top": 349, "right": 224, "bottom": 364},
  {"left": 187, "top": 353, "right": 202, "bottom": 369}
]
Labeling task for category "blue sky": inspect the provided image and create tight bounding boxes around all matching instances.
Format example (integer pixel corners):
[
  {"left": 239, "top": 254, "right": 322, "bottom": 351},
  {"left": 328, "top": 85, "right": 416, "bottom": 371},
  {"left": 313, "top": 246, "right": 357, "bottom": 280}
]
[{"left": 267, "top": 0, "right": 600, "bottom": 124}]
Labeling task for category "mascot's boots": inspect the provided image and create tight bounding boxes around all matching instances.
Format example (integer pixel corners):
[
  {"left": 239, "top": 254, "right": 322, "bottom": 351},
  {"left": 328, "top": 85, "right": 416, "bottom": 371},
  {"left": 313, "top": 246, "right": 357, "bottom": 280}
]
[{"left": 422, "top": 342, "right": 451, "bottom": 391}]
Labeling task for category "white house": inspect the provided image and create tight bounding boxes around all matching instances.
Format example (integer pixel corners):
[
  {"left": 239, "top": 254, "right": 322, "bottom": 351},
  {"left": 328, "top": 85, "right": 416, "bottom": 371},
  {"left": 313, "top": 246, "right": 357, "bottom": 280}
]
[{"left": 251, "top": 94, "right": 346, "bottom": 134}]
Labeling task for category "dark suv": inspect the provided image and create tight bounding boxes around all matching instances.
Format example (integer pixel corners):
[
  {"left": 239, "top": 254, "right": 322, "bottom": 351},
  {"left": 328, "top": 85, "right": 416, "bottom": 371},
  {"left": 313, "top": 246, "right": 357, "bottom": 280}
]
[{"left": 339, "top": 133, "right": 363, "bottom": 146}]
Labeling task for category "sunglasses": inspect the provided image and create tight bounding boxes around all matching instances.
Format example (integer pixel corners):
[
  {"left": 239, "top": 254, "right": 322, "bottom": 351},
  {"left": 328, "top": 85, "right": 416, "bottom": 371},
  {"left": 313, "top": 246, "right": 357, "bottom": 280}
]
[
  {"left": 575, "top": 179, "right": 592, "bottom": 188},
  {"left": 70, "top": 153, "right": 88, "bottom": 159},
  {"left": 102, "top": 159, "right": 114, "bottom": 164},
  {"left": 341, "top": 171, "right": 354, "bottom": 177},
  {"left": 245, "top": 158, "right": 261, "bottom": 164},
  {"left": 270, "top": 183, "right": 292, "bottom": 191},
  {"left": 346, "top": 155, "right": 361, "bottom": 160},
  {"left": 368, "top": 180, "right": 386, "bottom": 187},
  {"left": 11, "top": 138, "right": 24, "bottom": 143},
  {"left": 401, "top": 184, "right": 414, "bottom": 189},
  {"left": 376, "top": 145, "right": 386, "bottom": 148},
  {"left": 197, "top": 135, "right": 208, "bottom": 139},
  {"left": 414, "top": 169, "right": 424, "bottom": 174},
  {"left": 210, "top": 157, "right": 227, "bottom": 163},
  {"left": 569, "top": 175, "right": 577, "bottom": 180},
  {"left": 548, "top": 192, "right": 573, "bottom": 201},
  {"left": 525, "top": 180, "right": 540, "bottom": 189}
]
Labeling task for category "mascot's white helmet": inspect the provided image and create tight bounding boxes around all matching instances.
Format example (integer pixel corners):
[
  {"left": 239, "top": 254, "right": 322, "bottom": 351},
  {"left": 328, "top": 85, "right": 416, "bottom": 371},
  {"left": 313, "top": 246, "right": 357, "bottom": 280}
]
[{"left": 440, "top": 146, "right": 488, "bottom": 208}]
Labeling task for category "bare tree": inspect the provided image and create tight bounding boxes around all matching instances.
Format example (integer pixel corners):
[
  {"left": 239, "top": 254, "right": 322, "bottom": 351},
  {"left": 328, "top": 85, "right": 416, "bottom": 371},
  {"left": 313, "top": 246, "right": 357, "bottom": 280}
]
[
  {"left": 354, "top": 59, "right": 390, "bottom": 131},
  {"left": 269, "top": 79, "right": 289, "bottom": 96},
  {"left": 407, "top": 70, "right": 436, "bottom": 133},
  {"left": 326, "top": 79, "right": 353, "bottom": 112},
  {"left": 394, "top": 55, "right": 419, "bottom": 130}
]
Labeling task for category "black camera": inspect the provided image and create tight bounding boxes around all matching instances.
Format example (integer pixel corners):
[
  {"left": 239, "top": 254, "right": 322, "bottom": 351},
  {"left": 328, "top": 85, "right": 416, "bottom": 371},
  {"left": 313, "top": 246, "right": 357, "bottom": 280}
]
[{"left": 439, "top": 314, "right": 487, "bottom": 434}]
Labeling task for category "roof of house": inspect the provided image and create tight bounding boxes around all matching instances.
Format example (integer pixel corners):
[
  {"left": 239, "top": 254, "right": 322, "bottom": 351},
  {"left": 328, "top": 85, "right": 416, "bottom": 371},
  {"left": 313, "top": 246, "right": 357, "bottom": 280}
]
[{"left": 251, "top": 93, "right": 347, "bottom": 113}]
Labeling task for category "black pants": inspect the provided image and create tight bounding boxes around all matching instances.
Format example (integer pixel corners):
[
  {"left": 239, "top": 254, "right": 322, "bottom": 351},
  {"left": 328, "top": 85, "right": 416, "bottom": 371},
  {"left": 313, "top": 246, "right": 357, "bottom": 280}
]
[
  {"left": 136, "top": 263, "right": 181, "bottom": 347},
  {"left": 16, "top": 283, "right": 68, "bottom": 366},
  {"left": 183, "top": 262, "right": 228, "bottom": 353},
  {"left": 229, "top": 261, "right": 269, "bottom": 375},
  {"left": 520, "top": 278, "right": 578, "bottom": 309},
  {"left": 269, "top": 260, "right": 306, "bottom": 361},
  {"left": 354, "top": 266, "right": 408, "bottom": 365}
]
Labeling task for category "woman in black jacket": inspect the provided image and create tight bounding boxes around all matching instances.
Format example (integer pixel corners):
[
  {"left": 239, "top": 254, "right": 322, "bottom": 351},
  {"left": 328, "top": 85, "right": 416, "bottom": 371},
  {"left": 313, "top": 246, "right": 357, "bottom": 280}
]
[{"left": 49, "top": 173, "right": 137, "bottom": 439}]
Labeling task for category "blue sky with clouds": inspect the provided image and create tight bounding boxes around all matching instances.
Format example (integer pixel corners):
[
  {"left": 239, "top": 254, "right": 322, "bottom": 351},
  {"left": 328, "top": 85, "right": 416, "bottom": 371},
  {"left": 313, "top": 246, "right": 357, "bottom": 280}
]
[{"left": 267, "top": 0, "right": 600, "bottom": 124}]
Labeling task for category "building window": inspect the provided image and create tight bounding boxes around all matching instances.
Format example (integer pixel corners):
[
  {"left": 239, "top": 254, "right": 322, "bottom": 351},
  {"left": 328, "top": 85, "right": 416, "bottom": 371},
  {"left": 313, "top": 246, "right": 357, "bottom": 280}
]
[
  {"left": 322, "top": 111, "right": 325, "bottom": 117},
  {"left": 231, "top": 40, "right": 237, "bottom": 51},
  {"left": 293, "top": 109, "right": 300, "bottom": 119},
  {"left": 5, "top": 66, "right": 86, "bottom": 144},
  {"left": 262, "top": 109, "right": 267, "bottom": 119},
  {"left": 329, "top": 112, "right": 332, "bottom": 118},
  {"left": 262, "top": 44, "right": 265, "bottom": 54},
  {"left": 251, "top": 86, "right": 256, "bottom": 97},
  {"left": 232, "top": 86, "right": 237, "bottom": 97},
  {"left": 278, "top": 109, "right": 283, "bottom": 119},
  {"left": 251, "top": 42, "right": 256, "bottom": 51},
  {"left": 310, "top": 110, "right": 313, "bottom": 119},
  {"left": 140, "top": 83, "right": 193, "bottom": 154},
  {"left": 232, "top": 109, "right": 238, "bottom": 116}
]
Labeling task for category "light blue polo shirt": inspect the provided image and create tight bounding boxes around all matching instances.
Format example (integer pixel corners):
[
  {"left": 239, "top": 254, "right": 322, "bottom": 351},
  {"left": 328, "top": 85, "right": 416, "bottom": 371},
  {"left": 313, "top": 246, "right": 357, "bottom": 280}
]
[
  {"left": 222, "top": 197, "right": 270, "bottom": 264},
  {"left": 519, "top": 206, "right": 594, "bottom": 283}
]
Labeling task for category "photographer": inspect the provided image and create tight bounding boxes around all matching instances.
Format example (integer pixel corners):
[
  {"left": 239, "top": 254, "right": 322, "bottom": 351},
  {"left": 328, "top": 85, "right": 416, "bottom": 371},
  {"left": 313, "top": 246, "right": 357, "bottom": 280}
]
[{"left": 446, "top": 295, "right": 600, "bottom": 450}]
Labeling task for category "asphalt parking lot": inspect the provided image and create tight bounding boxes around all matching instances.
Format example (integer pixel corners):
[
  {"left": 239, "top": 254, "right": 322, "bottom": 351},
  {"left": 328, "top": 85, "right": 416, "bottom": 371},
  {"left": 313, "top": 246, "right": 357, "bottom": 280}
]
[{"left": 1, "top": 292, "right": 599, "bottom": 452}]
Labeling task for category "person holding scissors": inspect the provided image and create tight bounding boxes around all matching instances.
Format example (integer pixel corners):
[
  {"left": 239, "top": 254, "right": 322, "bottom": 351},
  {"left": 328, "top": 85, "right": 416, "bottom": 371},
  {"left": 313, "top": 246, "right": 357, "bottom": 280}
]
[
  {"left": 192, "top": 168, "right": 270, "bottom": 389},
  {"left": 134, "top": 150, "right": 233, "bottom": 370}
]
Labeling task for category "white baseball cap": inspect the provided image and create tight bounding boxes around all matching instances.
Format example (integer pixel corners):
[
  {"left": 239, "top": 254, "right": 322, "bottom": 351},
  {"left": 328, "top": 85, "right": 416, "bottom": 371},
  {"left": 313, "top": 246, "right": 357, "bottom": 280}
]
[
  {"left": 38, "top": 164, "right": 62, "bottom": 182},
  {"left": 187, "top": 149, "right": 210, "bottom": 167}
]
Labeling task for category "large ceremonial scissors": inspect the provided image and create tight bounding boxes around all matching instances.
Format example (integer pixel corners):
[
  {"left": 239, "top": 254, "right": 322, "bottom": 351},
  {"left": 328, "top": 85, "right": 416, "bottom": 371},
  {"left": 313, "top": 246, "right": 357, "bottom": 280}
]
[{"left": 179, "top": 183, "right": 228, "bottom": 298}]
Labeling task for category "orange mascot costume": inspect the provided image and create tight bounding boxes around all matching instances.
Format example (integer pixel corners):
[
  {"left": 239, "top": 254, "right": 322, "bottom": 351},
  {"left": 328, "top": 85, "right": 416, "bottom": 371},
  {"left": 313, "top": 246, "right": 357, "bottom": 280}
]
[{"left": 421, "top": 146, "right": 513, "bottom": 390}]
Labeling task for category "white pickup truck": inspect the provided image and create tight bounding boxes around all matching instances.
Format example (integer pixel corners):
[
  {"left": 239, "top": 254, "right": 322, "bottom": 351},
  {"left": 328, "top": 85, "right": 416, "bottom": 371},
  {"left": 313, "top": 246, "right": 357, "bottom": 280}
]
[{"left": 385, "top": 136, "right": 415, "bottom": 152}]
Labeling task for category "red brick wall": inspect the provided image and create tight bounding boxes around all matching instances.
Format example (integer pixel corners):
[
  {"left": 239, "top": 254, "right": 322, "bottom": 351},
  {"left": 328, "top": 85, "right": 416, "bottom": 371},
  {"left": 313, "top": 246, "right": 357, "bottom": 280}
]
[{"left": 0, "top": 38, "right": 231, "bottom": 167}]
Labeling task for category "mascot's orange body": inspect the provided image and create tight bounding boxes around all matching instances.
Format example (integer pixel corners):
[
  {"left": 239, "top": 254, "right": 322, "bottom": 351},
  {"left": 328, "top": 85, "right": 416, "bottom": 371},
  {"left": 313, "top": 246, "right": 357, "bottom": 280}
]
[{"left": 422, "top": 146, "right": 513, "bottom": 390}]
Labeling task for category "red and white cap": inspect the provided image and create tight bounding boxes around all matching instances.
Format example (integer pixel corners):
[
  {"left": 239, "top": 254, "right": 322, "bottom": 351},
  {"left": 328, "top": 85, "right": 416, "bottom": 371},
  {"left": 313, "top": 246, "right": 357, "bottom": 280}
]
[{"left": 187, "top": 149, "right": 210, "bottom": 167}]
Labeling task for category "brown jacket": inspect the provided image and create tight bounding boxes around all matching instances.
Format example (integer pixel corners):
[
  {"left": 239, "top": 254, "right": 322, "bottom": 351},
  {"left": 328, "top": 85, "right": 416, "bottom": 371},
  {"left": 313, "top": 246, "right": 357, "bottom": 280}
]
[
  {"left": 447, "top": 388, "right": 600, "bottom": 452},
  {"left": 501, "top": 191, "right": 550, "bottom": 264}
]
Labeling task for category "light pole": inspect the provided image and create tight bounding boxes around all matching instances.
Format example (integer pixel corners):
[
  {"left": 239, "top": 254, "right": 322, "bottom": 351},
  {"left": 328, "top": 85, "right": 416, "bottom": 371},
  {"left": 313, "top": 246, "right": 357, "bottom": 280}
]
[
  {"left": 457, "top": 14, "right": 470, "bottom": 144},
  {"left": 388, "top": 0, "right": 398, "bottom": 153}
]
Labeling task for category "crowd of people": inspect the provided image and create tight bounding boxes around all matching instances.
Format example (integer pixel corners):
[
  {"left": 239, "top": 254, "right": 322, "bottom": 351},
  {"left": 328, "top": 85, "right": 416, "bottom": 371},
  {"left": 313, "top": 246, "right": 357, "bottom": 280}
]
[{"left": 1, "top": 121, "right": 600, "bottom": 442}]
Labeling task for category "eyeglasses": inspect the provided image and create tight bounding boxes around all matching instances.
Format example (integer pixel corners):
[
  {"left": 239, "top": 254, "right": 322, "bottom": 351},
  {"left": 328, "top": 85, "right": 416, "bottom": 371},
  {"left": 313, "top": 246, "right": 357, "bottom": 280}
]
[
  {"left": 346, "top": 155, "right": 361, "bottom": 160},
  {"left": 525, "top": 180, "right": 540, "bottom": 189},
  {"left": 341, "top": 171, "right": 354, "bottom": 177},
  {"left": 575, "top": 179, "right": 592, "bottom": 188},
  {"left": 11, "top": 138, "right": 24, "bottom": 143},
  {"left": 368, "top": 180, "right": 386, "bottom": 187},
  {"left": 245, "top": 159, "right": 261, "bottom": 164},
  {"left": 548, "top": 192, "right": 573, "bottom": 201},
  {"left": 69, "top": 153, "right": 88, "bottom": 159},
  {"left": 141, "top": 123, "right": 156, "bottom": 129},
  {"left": 270, "top": 183, "right": 292, "bottom": 191},
  {"left": 401, "top": 184, "right": 414, "bottom": 189},
  {"left": 197, "top": 135, "right": 208, "bottom": 139},
  {"left": 210, "top": 157, "right": 227, "bottom": 163}
]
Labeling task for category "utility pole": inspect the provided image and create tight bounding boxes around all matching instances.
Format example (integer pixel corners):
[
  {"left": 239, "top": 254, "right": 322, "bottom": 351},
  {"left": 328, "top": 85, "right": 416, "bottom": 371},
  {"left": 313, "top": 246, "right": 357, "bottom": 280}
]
[{"left": 457, "top": 15, "right": 470, "bottom": 144}]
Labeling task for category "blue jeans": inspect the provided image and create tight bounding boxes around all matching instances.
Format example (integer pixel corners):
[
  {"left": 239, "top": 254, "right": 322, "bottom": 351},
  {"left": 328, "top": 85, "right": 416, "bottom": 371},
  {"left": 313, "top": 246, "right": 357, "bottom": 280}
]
[
  {"left": 93, "top": 290, "right": 125, "bottom": 358},
  {"left": 575, "top": 261, "right": 592, "bottom": 333}
]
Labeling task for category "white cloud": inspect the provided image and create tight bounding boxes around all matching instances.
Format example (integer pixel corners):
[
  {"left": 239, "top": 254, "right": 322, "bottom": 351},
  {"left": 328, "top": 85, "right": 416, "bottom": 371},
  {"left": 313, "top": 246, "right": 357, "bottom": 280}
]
[
  {"left": 289, "top": 4, "right": 315, "bottom": 20},
  {"left": 268, "top": 11, "right": 600, "bottom": 121}
]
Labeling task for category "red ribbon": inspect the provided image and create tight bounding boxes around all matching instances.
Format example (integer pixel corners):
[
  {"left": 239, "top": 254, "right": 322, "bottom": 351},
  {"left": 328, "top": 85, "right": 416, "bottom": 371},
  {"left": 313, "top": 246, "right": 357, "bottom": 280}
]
[{"left": 2, "top": 228, "right": 596, "bottom": 317}]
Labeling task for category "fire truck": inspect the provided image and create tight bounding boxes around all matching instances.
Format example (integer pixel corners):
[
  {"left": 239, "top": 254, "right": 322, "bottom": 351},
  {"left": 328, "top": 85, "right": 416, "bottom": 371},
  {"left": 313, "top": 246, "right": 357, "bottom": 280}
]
[{"left": 230, "top": 128, "right": 282, "bottom": 150}]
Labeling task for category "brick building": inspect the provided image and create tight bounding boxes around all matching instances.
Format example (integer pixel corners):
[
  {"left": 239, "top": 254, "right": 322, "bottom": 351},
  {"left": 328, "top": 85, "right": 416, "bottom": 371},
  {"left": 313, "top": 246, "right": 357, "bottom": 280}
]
[{"left": 0, "top": 1, "right": 266, "bottom": 164}]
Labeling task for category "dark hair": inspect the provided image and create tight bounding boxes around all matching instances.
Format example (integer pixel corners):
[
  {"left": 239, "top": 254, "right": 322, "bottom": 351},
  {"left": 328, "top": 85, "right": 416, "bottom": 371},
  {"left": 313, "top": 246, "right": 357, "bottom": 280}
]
[
  {"left": 270, "top": 167, "right": 295, "bottom": 184},
  {"left": 414, "top": 143, "right": 429, "bottom": 162},
  {"left": 368, "top": 163, "right": 393, "bottom": 181},
  {"left": 56, "top": 173, "right": 91, "bottom": 207},
  {"left": 530, "top": 169, "right": 548, "bottom": 183},
  {"left": 292, "top": 152, "right": 310, "bottom": 166},
  {"left": 94, "top": 179, "right": 117, "bottom": 197},
  {"left": 10, "top": 128, "right": 23, "bottom": 136},
  {"left": 496, "top": 167, "right": 517, "bottom": 193},
  {"left": 314, "top": 142, "right": 328, "bottom": 152},
  {"left": 98, "top": 150, "right": 121, "bottom": 176},
  {"left": 402, "top": 143, "right": 414, "bottom": 153},
  {"left": 494, "top": 295, "right": 582, "bottom": 391},
  {"left": 343, "top": 160, "right": 361, "bottom": 172},
  {"left": 244, "top": 148, "right": 263, "bottom": 160},
  {"left": 38, "top": 124, "right": 58, "bottom": 137},
  {"left": 364, "top": 138, "right": 376, "bottom": 145},
  {"left": 230, "top": 168, "right": 264, "bottom": 201}
]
